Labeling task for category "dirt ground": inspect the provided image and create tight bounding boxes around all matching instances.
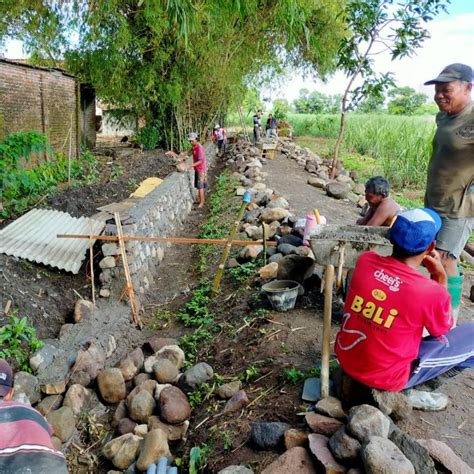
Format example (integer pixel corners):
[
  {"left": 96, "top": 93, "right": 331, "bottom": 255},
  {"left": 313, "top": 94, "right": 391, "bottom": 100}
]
[
  {"left": 0, "top": 142, "right": 176, "bottom": 339},
  {"left": 1, "top": 142, "right": 473, "bottom": 471}
]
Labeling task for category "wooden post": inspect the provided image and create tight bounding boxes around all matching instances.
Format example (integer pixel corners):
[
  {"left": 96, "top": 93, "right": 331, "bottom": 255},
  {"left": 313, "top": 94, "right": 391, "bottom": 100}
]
[
  {"left": 89, "top": 221, "right": 96, "bottom": 305},
  {"left": 114, "top": 212, "right": 141, "bottom": 328},
  {"left": 321, "top": 264, "right": 334, "bottom": 399}
]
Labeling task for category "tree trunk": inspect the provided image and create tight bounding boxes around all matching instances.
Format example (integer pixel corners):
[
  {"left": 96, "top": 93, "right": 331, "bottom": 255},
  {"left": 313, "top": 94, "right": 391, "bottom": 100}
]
[{"left": 331, "top": 109, "right": 346, "bottom": 179}]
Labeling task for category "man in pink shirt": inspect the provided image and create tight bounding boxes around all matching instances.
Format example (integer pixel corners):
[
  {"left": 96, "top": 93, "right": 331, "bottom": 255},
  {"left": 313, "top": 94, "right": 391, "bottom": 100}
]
[{"left": 187, "top": 132, "right": 207, "bottom": 208}]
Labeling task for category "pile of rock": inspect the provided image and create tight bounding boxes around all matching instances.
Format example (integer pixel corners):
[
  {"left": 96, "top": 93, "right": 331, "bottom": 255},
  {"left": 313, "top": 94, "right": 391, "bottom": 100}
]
[
  {"left": 17, "top": 324, "right": 224, "bottom": 472},
  {"left": 223, "top": 400, "right": 469, "bottom": 474}
]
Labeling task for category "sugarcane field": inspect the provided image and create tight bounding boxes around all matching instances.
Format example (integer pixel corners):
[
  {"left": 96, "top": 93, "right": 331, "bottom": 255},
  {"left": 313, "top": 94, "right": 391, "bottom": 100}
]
[{"left": 0, "top": 2, "right": 473, "bottom": 473}]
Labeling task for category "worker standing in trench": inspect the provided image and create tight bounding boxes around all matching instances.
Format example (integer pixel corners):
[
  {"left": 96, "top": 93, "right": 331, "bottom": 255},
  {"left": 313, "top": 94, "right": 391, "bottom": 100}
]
[{"left": 166, "top": 132, "right": 208, "bottom": 208}]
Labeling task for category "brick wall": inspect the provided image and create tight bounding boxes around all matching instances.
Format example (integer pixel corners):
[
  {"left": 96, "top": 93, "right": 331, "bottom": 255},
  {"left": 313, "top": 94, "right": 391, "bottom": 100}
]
[{"left": 0, "top": 60, "right": 96, "bottom": 156}]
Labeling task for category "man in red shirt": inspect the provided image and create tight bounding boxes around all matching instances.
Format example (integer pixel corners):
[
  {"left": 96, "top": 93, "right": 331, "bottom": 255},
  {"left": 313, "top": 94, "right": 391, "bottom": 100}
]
[
  {"left": 188, "top": 132, "right": 207, "bottom": 208},
  {"left": 336, "top": 208, "right": 473, "bottom": 400},
  {"left": 0, "top": 359, "right": 68, "bottom": 473}
]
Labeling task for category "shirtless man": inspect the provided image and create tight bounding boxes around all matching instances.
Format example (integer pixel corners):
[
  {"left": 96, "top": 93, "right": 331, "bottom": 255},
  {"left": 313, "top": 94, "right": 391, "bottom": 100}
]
[{"left": 357, "top": 176, "right": 400, "bottom": 227}]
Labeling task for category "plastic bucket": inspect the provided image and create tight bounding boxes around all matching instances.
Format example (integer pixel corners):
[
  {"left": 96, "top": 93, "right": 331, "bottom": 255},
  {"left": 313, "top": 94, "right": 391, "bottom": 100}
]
[{"left": 262, "top": 280, "right": 301, "bottom": 312}]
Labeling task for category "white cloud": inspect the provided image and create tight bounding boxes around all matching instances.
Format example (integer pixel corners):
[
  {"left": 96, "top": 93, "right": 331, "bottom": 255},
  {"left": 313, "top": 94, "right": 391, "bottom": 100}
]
[{"left": 270, "top": 12, "right": 474, "bottom": 103}]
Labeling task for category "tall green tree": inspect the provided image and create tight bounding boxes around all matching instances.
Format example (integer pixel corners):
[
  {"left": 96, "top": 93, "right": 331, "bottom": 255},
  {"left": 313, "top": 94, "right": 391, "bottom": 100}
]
[
  {"left": 293, "top": 89, "right": 341, "bottom": 114},
  {"left": 1, "top": 0, "right": 347, "bottom": 149},
  {"left": 387, "top": 86, "right": 428, "bottom": 115},
  {"left": 329, "top": 0, "right": 448, "bottom": 178}
]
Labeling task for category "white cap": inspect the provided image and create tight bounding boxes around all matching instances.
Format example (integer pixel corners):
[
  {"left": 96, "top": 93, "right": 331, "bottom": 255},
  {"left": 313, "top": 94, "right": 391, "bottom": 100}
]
[
  {"left": 214, "top": 124, "right": 220, "bottom": 129},
  {"left": 188, "top": 132, "right": 198, "bottom": 141}
]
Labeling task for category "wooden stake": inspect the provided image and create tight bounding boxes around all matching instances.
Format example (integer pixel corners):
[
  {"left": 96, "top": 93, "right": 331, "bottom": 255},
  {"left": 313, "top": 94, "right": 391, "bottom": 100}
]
[
  {"left": 321, "top": 264, "right": 334, "bottom": 399},
  {"left": 57, "top": 234, "right": 276, "bottom": 247},
  {"left": 89, "top": 221, "right": 95, "bottom": 305},
  {"left": 114, "top": 212, "right": 142, "bottom": 328}
]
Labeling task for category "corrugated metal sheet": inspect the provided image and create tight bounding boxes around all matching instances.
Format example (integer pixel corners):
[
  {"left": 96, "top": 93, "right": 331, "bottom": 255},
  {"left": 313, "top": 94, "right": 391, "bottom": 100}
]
[{"left": 0, "top": 209, "right": 105, "bottom": 274}]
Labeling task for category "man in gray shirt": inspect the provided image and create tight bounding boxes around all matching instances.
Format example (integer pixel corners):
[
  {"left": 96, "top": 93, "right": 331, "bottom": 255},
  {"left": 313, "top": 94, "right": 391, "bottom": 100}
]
[{"left": 424, "top": 63, "right": 473, "bottom": 323}]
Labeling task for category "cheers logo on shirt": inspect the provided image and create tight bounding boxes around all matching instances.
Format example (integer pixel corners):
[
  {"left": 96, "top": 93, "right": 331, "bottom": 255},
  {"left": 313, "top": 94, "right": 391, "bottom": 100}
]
[{"left": 373, "top": 269, "right": 402, "bottom": 292}]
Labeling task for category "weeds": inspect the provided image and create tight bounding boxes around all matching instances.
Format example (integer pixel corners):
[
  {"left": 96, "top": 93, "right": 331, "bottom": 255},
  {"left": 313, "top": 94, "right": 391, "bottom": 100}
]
[
  {"left": 228, "top": 259, "right": 261, "bottom": 284},
  {"left": 282, "top": 360, "right": 339, "bottom": 385},
  {"left": 0, "top": 313, "right": 43, "bottom": 372},
  {"left": 239, "top": 364, "right": 260, "bottom": 382}
]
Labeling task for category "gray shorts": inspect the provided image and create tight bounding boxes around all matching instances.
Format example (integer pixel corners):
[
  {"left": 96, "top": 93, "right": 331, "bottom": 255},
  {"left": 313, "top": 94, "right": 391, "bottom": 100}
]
[{"left": 436, "top": 216, "right": 474, "bottom": 258}]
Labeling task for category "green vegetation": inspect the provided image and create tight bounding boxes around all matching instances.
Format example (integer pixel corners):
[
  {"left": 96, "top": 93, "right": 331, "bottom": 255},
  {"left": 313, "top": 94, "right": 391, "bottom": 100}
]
[
  {"left": 3, "top": 1, "right": 346, "bottom": 149},
  {"left": 0, "top": 131, "right": 98, "bottom": 218},
  {"left": 228, "top": 260, "right": 261, "bottom": 284},
  {"left": 290, "top": 113, "right": 434, "bottom": 189},
  {"left": 239, "top": 364, "right": 260, "bottom": 383},
  {"left": 0, "top": 313, "right": 43, "bottom": 372},
  {"left": 282, "top": 361, "right": 339, "bottom": 384}
]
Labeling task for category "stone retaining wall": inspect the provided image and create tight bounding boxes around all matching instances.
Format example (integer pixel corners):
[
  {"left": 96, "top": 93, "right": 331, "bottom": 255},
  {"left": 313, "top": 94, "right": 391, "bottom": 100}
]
[{"left": 99, "top": 142, "right": 217, "bottom": 308}]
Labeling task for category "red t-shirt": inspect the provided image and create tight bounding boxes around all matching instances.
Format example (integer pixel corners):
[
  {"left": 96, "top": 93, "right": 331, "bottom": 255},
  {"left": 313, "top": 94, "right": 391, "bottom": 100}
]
[
  {"left": 335, "top": 251, "right": 453, "bottom": 391},
  {"left": 192, "top": 143, "right": 206, "bottom": 173}
]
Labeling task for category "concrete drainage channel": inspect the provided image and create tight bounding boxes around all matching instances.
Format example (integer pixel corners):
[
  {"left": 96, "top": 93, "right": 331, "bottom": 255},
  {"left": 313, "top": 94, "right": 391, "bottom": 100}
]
[{"left": 11, "top": 143, "right": 219, "bottom": 472}]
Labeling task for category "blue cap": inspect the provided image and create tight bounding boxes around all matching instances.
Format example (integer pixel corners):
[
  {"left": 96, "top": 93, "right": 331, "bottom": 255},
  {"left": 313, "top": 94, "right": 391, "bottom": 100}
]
[{"left": 389, "top": 208, "right": 441, "bottom": 253}]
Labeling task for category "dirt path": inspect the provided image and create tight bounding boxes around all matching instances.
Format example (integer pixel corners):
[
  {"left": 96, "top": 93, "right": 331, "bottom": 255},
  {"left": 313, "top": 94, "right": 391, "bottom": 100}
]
[{"left": 263, "top": 152, "right": 359, "bottom": 224}]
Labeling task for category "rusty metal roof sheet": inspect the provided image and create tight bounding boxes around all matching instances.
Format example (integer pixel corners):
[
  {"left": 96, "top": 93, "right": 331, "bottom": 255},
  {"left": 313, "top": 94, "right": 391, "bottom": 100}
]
[{"left": 0, "top": 209, "right": 105, "bottom": 274}]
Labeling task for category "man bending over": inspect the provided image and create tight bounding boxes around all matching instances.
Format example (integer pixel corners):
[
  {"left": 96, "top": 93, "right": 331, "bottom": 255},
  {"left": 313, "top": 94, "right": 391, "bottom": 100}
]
[{"left": 357, "top": 176, "right": 400, "bottom": 227}]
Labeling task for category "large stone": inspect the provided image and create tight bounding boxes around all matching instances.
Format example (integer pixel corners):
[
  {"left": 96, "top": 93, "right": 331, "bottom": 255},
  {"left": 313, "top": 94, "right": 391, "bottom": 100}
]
[
  {"left": 30, "top": 344, "right": 58, "bottom": 373},
  {"left": 112, "top": 400, "right": 128, "bottom": 427},
  {"left": 97, "top": 368, "right": 126, "bottom": 404},
  {"left": 117, "top": 348, "right": 144, "bottom": 381},
  {"left": 41, "top": 380, "right": 67, "bottom": 395},
  {"left": 347, "top": 404, "right": 390, "bottom": 443},
  {"left": 308, "top": 433, "right": 345, "bottom": 474},
  {"left": 148, "top": 416, "right": 189, "bottom": 441},
  {"left": 259, "top": 262, "right": 278, "bottom": 280},
  {"left": 245, "top": 225, "right": 264, "bottom": 240},
  {"left": 46, "top": 406, "right": 76, "bottom": 442},
  {"left": 326, "top": 182, "right": 350, "bottom": 200},
  {"left": 284, "top": 429, "right": 309, "bottom": 449},
  {"left": 63, "top": 384, "right": 91, "bottom": 416},
  {"left": 159, "top": 386, "right": 191, "bottom": 424},
  {"left": 267, "top": 197, "right": 289, "bottom": 209},
  {"left": 362, "top": 436, "right": 415, "bottom": 474},
  {"left": 277, "top": 243, "right": 297, "bottom": 256},
  {"left": 182, "top": 362, "right": 213, "bottom": 389},
  {"left": 260, "top": 207, "right": 290, "bottom": 223},
  {"left": 314, "top": 397, "right": 346, "bottom": 419},
  {"left": 103, "top": 433, "right": 141, "bottom": 470},
  {"left": 218, "top": 381, "right": 242, "bottom": 399},
  {"left": 328, "top": 427, "right": 361, "bottom": 461},
  {"left": 371, "top": 389, "right": 412, "bottom": 420},
  {"left": 147, "top": 336, "right": 178, "bottom": 353},
  {"left": 239, "top": 245, "right": 264, "bottom": 261},
  {"left": 72, "top": 342, "right": 106, "bottom": 384},
  {"left": 127, "top": 380, "right": 158, "bottom": 405},
  {"left": 153, "top": 359, "right": 180, "bottom": 384},
  {"left": 261, "top": 447, "right": 316, "bottom": 474},
  {"left": 278, "top": 234, "right": 304, "bottom": 247},
  {"left": 389, "top": 427, "right": 435, "bottom": 474},
  {"left": 353, "top": 183, "right": 366, "bottom": 195},
  {"left": 251, "top": 421, "right": 291, "bottom": 450},
  {"left": 74, "top": 299, "right": 95, "bottom": 323},
  {"left": 305, "top": 413, "right": 343, "bottom": 436},
  {"left": 417, "top": 438, "right": 473, "bottom": 474},
  {"left": 268, "top": 253, "right": 284, "bottom": 264},
  {"left": 136, "top": 429, "right": 172, "bottom": 471},
  {"left": 223, "top": 390, "right": 249, "bottom": 414},
  {"left": 134, "top": 424, "right": 148, "bottom": 438},
  {"left": 134, "top": 372, "right": 151, "bottom": 387},
  {"left": 99, "top": 256, "right": 116, "bottom": 269},
  {"left": 218, "top": 466, "right": 254, "bottom": 474},
  {"left": 156, "top": 345, "right": 185, "bottom": 370},
  {"left": 308, "top": 176, "right": 327, "bottom": 189},
  {"left": 129, "top": 389, "right": 156, "bottom": 423},
  {"left": 14, "top": 371, "right": 41, "bottom": 404},
  {"left": 277, "top": 255, "right": 315, "bottom": 283},
  {"left": 118, "top": 418, "right": 138, "bottom": 435},
  {"left": 36, "top": 394, "right": 63, "bottom": 416}
]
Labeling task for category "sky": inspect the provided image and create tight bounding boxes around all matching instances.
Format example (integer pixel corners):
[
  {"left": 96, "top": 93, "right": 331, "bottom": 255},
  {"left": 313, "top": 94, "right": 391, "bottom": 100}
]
[
  {"left": 3, "top": 0, "right": 473, "bottom": 106},
  {"left": 262, "top": 1, "right": 474, "bottom": 104}
]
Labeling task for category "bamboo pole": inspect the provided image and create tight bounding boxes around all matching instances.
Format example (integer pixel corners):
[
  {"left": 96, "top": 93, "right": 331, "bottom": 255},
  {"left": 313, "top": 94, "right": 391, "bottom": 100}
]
[
  {"left": 89, "top": 221, "right": 95, "bottom": 305},
  {"left": 114, "top": 213, "right": 141, "bottom": 328},
  {"left": 212, "top": 193, "right": 251, "bottom": 293},
  {"left": 321, "top": 264, "right": 334, "bottom": 399},
  {"left": 56, "top": 234, "right": 276, "bottom": 246}
]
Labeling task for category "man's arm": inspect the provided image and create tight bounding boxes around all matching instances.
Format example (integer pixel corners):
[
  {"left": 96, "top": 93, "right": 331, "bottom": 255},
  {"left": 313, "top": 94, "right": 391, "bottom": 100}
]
[
  {"left": 357, "top": 207, "right": 375, "bottom": 225},
  {"left": 364, "top": 199, "right": 398, "bottom": 226}
]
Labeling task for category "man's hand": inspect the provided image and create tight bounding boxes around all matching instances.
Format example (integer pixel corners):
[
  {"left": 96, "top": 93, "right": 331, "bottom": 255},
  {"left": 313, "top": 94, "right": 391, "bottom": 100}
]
[{"left": 422, "top": 250, "right": 448, "bottom": 286}]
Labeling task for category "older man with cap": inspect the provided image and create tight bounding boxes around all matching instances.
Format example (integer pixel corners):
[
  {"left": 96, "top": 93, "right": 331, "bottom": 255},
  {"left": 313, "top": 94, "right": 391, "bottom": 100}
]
[
  {"left": 335, "top": 209, "right": 474, "bottom": 409},
  {"left": 0, "top": 359, "right": 68, "bottom": 473},
  {"left": 424, "top": 63, "right": 473, "bottom": 323}
]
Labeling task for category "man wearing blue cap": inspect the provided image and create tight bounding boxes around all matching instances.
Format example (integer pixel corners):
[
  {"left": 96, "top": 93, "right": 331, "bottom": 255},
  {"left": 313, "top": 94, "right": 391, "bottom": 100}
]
[
  {"left": 335, "top": 208, "right": 473, "bottom": 407},
  {"left": 424, "top": 63, "right": 473, "bottom": 323}
]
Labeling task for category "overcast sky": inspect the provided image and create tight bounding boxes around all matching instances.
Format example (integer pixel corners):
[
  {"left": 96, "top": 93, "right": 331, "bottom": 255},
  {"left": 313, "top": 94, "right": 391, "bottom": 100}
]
[
  {"left": 265, "top": 3, "right": 474, "bottom": 104},
  {"left": 4, "top": 1, "right": 473, "bottom": 106}
]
